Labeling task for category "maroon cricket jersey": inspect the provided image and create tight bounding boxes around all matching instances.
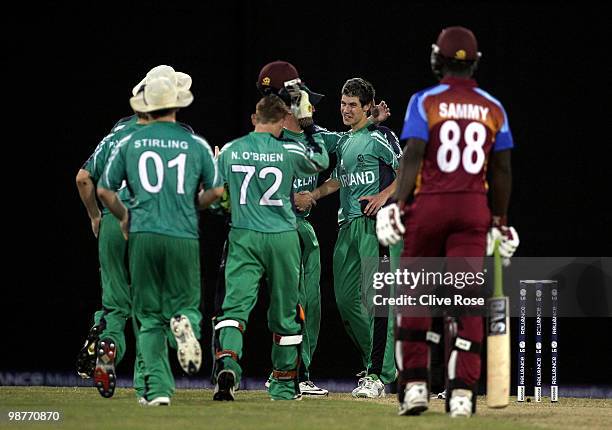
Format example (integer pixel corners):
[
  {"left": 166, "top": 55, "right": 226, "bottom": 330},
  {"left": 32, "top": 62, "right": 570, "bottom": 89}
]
[{"left": 400, "top": 77, "right": 514, "bottom": 195}]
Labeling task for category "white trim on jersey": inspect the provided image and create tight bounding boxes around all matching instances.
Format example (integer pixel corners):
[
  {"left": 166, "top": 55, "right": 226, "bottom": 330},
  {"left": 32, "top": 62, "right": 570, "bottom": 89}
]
[
  {"left": 102, "top": 134, "right": 132, "bottom": 189},
  {"left": 191, "top": 134, "right": 219, "bottom": 188}
]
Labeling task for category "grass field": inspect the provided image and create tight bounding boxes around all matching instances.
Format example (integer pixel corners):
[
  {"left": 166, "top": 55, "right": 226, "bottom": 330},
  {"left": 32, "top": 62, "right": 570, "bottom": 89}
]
[{"left": 1, "top": 387, "right": 611, "bottom": 430}]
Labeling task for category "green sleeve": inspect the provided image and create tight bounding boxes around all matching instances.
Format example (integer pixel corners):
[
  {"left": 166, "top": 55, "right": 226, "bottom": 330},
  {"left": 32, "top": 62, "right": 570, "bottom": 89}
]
[
  {"left": 283, "top": 137, "right": 329, "bottom": 177},
  {"left": 83, "top": 137, "right": 111, "bottom": 183},
  {"left": 193, "top": 135, "right": 218, "bottom": 189},
  {"left": 216, "top": 149, "right": 227, "bottom": 186},
  {"left": 317, "top": 129, "right": 344, "bottom": 153},
  {"left": 98, "top": 140, "right": 127, "bottom": 191}
]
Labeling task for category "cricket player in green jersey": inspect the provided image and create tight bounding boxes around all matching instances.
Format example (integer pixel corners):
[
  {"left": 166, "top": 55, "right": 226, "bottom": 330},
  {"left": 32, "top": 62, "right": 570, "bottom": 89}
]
[
  {"left": 306, "top": 78, "right": 401, "bottom": 398},
  {"left": 75, "top": 65, "right": 193, "bottom": 402},
  {"left": 98, "top": 76, "right": 217, "bottom": 406},
  {"left": 206, "top": 94, "right": 329, "bottom": 401},
  {"left": 256, "top": 61, "right": 394, "bottom": 396}
]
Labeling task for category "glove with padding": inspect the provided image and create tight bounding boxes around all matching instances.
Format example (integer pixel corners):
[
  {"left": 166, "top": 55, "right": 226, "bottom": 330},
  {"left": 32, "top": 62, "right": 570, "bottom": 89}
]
[
  {"left": 376, "top": 202, "right": 405, "bottom": 246},
  {"left": 289, "top": 89, "right": 313, "bottom": 120},
  {"left": 486, "top": 220, "right": 519, "bottom": 259}
]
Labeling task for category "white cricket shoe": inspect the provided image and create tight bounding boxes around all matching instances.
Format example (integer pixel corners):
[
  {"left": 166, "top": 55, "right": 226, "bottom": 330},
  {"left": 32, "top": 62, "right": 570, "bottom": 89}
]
[
  {"left": 137, "top": 397, "right": 148, "bottom": 405},
  {"left": 351, "top": 377, "right": 366, "bottom": 397},
  {"left": 299, "top": 381, "right": 329, "bottom": 396},
  {"left": 352, "top": 376, "right": 385, "bottom": 398},
  {"left": 170, "top": 315, "right": 202, "bottom": 375},
  {"left": 143, "top": 396, "right": 170, "bottom": 406},
  {"left": 449, "top": 389, "right": 473, "bottom": 417},
  {"left": 398, "top": 382, "right": 429, "bottom": 415}
]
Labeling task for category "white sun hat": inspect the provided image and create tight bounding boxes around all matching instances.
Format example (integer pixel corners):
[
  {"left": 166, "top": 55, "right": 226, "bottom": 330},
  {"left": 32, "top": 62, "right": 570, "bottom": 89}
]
[
  {"left": 131, "top": 65, "right": 192, "bottom": 96},
  {"left": 129, "top": 76, "right": 193, "bottom": 113}
]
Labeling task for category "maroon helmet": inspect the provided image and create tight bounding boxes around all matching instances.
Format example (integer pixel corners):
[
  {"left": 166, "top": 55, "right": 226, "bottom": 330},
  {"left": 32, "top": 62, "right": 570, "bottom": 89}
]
[
  {"left": 256, "top": 60, "right": 324, "bottom": 106},
  {"left": 431, "top": 26, "right": 482, "bottom": 80}
]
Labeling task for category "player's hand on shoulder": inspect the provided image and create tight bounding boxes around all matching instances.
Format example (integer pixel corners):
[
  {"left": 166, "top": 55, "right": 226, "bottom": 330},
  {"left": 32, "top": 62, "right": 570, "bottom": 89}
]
[
  {"left": 376, "top": 202, "right": 405, "bottom": 246},
  {"left": 294, "top": 191, "right": 316, "bottom": 212},
  {"left": 486, "top": 217, "right": 519, "bottom": 259}
]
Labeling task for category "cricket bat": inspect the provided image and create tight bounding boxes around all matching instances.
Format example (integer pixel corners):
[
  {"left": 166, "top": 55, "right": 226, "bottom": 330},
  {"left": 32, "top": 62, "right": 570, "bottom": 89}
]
[{"left": 486, "top": 241, "right": 510, "bottom": 408}]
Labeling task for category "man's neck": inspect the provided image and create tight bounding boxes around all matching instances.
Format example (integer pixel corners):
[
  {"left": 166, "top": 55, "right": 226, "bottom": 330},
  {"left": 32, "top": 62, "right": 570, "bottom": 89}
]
[
  {"left": 152, "top": 114, "right": 176, "bottom": 123},
  {"left": 351, "top": 116, "right": 369, "bottom": 132},
  {"left": 254, "top": 123, "right": 281, "bottom": 137},
  {"left": 284, "top": 115, "right": 302, "bottom": 133}
]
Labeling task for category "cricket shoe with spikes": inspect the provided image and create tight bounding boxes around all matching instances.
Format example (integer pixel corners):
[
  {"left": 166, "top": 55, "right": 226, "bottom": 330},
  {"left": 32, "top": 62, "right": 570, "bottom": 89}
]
[
  {"left": 76, "top": 324, "right": 101, "bottom": 378},
  {"left": 398, "top": 382, "right": 429, "bottom": 416},
  {"left": 93, "top": 338, "right": 116, "bottom": 398},
  {"left": 449, "top": 389, "right": 473, "bottom": 418},
  {"left": 170, "top": 315, "right": 202, "bottom": 375},
  {"left": 213, "top": 369, "right": 236, "bottom": 401}
]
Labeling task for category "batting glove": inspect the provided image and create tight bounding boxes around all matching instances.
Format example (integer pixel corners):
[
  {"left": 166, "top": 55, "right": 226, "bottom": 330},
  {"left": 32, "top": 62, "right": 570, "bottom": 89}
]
[
  {"left": 486, "top": 222, "right": 519, "bottom": 259},
  {"left": 376, "top": 202, "right": 405, "bottom": 246}
]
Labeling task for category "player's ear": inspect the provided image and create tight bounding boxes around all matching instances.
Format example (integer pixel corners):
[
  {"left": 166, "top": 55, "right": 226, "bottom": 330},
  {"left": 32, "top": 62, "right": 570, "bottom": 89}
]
[{"left": 251, "top": 113, "right": 258, "bottom": 127}]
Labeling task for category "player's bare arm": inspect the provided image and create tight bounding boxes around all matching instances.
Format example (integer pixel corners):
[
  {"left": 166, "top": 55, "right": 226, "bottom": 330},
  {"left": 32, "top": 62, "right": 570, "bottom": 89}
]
[
  {"left": 76, "top": 168, "right": 102, "bottom": 238},
  {"left": 311, "top": 178, "right": 341, "bottom": 202},
  {"left": 376, "top": 139, "right": 424, "bottom": 246},
  {"left": 97, "top": 188, "right": 129, "bottom": 239},
  {"left": 489, "top": 149, "right": 512, "bottom": 221},
  {"left": 394, "top": 138, "right": 426, "bottom": 203},
  {"left": 359, "top": 176, "right": 398, "bottom": 216},
  {"left": 198, "top": 186, "right": 225, "bottom": 210},
  {"left": 486, "top": 149, "right": 519, "bottom": 259}
]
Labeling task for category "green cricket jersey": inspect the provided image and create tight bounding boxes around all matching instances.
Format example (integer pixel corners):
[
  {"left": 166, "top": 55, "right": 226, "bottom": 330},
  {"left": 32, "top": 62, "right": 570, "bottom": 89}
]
[
  {"left": 99, "top": 121, "right": 217, "bottom": 239},
  {"left": 332, "top": 124, "right": 399, "bottom": 225},
  {"left": 83, "top": 115, "right": 140, "bottom": 214},
  {"left": 217, "top": 131, "right": 329, "bottom": 233},
  {"left": 285, "top": 126, "right": 344, "bottom": 218}
]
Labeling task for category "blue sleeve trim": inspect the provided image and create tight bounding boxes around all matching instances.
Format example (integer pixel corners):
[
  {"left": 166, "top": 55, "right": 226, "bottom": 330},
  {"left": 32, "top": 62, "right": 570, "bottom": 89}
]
[{"left": 400, "top": 85, "right": 448, "bottom": 142}]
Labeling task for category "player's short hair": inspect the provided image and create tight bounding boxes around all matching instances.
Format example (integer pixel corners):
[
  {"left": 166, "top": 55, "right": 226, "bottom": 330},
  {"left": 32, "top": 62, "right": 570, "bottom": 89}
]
[
  {"left": 341, "top": 78, "right": 375, "bottom": 108},
  {"left": 255, "top": 95, "right": 288, "bottom": 124}
]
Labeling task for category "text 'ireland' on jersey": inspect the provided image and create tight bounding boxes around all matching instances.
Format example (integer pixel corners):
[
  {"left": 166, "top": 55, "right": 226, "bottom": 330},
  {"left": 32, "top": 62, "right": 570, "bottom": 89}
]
[
  {"left": 217, "top": 131, "right": 329, "bottom": 233},
  {"left": 332, "top": 126, "right": 399, "bottom": 225},
  {"left": 99, "top": 121, "right": 218, "bottom": 239},
  {"left": 400, "top": 77, "right": 514, "bottom": 194}
]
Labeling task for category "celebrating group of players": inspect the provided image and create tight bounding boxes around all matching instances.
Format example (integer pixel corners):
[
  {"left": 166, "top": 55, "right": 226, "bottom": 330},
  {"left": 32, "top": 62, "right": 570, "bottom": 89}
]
[{"left": 75, "top": 26, "right": 519, "bottom": 417}]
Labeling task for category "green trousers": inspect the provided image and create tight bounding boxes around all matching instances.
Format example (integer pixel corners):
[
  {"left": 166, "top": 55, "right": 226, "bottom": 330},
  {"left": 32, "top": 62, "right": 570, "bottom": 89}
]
[
  {"left": 216, "top": 228, "right": 302, "bottom": 400},
  {"left": 296, "top": 218, "right": 321, "bottom": 382},
  {"left": 332, "top": 216, "right": 400, "bottom": 384},
  {"left": 92, "top": 214, "right": 144, "bottom": 396},
  {"left": 129, "top": 233, "right": 202, "bottom": 399}
]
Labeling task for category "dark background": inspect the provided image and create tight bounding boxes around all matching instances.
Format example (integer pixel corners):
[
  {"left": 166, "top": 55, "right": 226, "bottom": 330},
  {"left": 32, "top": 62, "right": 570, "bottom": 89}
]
[{"left": 5, "top": 1, "right": 611, "bottom": 388}]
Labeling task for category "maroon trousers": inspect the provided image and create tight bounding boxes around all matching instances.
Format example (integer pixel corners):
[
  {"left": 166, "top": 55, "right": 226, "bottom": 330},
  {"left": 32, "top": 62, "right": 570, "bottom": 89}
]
[{"left": 397, "top": 193, "right": 489, "bottom": 388}]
